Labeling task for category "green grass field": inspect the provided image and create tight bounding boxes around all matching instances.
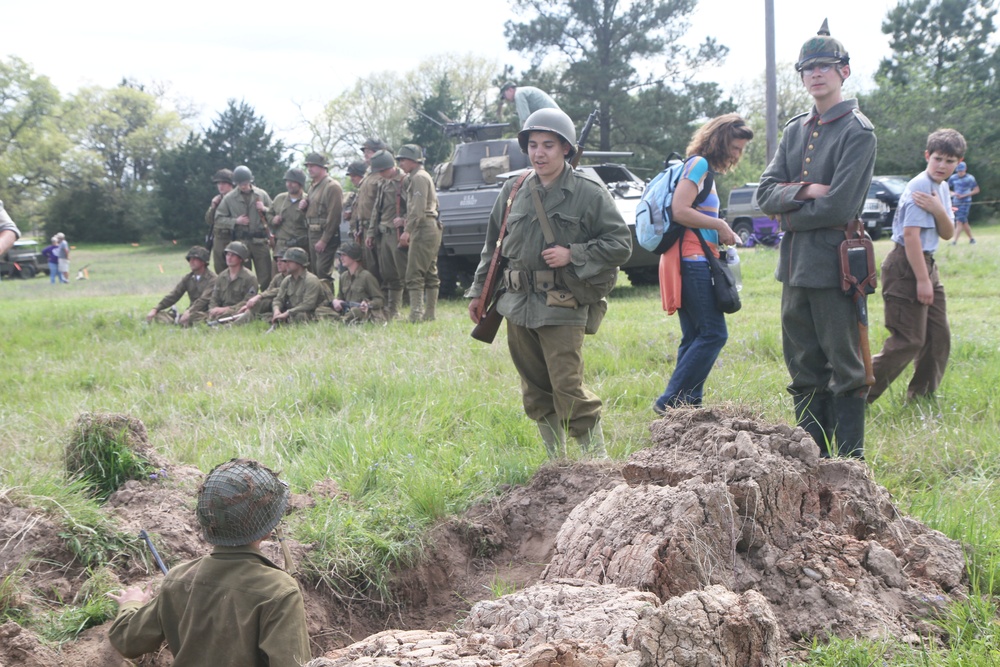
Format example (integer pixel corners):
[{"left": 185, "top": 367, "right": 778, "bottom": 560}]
[{"left": 2, "top": 227, "right": 999, "bottom": 662}]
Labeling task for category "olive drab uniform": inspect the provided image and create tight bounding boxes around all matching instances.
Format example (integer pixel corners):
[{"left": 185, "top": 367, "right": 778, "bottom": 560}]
[
  {"left": 190, "top": 266, "right": 258, "bottom": 323},
  {"left": 206, "top": 200, "right": 230, "bottom": 274},
  {"left": 757, "top": 98, "right": 876, "bottom": 456},
  {"left": 151, "top": 270, "right": 217, "bottom": 324},
  {"left": 336, "top": 268, "right": 386, "bottom": 324},
  {"left": 274, "top": 270, "right": 335, "bottom": 322},
  {"left": 215, "top": 187, "right": 274, "bottom": 289},
  {"left": 368, "top": 170, "right": 408, "bottom": 318},
  {"left": 305, "top": 175, "right": 343, "bottom": 284},
  {"left": 402, "top": 165, "right": 441, "bottom": 321},
  {"left": 268, "top": 192, "right": 309, "bottom": 256},
  {"left": 470, "top": 165, "right": 631, "bottom": 456},
  {"left": 351, "top": 171, "right": 383, "bottom": 279},
  {"left": 108, "top": 545, "right": 311, "bottom": 667}
]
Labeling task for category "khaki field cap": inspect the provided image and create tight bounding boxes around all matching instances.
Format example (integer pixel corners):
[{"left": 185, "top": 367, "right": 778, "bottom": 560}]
[
  {"left": 282, "top": 246, "right": 309, "bottom": 267},
  {"left": 518, "top": 108, "right": 577, "bottom": 158},
  {"left": 284, "top": 168, "right": 307, "bottom": 187},
  {"left": 232, "top": 165, "right": 254, "bottom": 184},
  {"left": 369, "top": 150, "right": 396, "bottom": 172},
  {"left": 347, "top": 161, "right": 367, "bottom": 177},
  {"left": 304, "top": 152, "right": 327, "bottom": 168},
  {"left": 796, "top": 19, "right": 850, "bottom": 72},
  {"left": 224, "top": 241, "right": 250, "bottom": 261},
  {"left": 211, "top": 168, "right": 234, "bottom": 185},
  {"left": 185, "top": 246, "right": 211, "bottom": 263},
  {"left": 395, "top": 144, "right": 424, "bottom": 163},
  {"left": 337, "top": 241, "right": 363, "bottom": 261},
  {"left": 196, "top": 458, "right": 289, "bottom": 547}
]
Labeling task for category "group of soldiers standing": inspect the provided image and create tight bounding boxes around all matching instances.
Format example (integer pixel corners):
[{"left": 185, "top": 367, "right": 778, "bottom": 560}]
[{"left": 146, "top": 139, "right": 442, "bottom": 328}]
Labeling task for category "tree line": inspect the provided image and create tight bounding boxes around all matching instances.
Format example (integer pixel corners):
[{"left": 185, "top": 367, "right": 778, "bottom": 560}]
[{"left": 1, "top": 0, "right": 996, "bottom": 245}]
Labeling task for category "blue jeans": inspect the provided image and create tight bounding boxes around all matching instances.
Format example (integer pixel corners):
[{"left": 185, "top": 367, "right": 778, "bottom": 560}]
[
  {"left": 48, "top": 261, "right": 59, "bottom": 283},
  {"left": 657, "top": 260, "right": 728, "bottom": 408}
]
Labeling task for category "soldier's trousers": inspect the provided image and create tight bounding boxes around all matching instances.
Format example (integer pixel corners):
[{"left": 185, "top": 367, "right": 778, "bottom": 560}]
[
  {"left": 308, "top": 228, "right": 338, "bottom": 284},
  {"left": 211, "top": 228, "right": 232, "bottom": 274},
  {"left": 506, "top": 322, "right": 602, "bottom": 438},
  {"left": 404, "top": 221, "right": 441, "bottom": 291},
  {"left": 375, "top": 230, "right": 408, "bottom": 292},
  {"left": 246, "top": 238, "right": 272, "bottom": 292}
]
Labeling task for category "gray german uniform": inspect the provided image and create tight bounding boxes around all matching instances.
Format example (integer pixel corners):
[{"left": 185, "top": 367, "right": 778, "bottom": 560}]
[
  {"left": 471, "top": 166, "right": 632, "bottom": 327},
  {"left": 757, "top": 99, "right": 876, "bottom": 288}
]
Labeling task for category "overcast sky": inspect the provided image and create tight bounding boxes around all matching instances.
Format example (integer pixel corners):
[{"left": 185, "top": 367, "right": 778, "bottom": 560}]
[{"left": 3, "top": 0, "right": 897, "bottom": 149}]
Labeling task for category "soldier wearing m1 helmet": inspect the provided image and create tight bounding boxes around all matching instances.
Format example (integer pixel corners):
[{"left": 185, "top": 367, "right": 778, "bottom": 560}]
[
  {"left": 351, "top": 139, "right": 388, "bottom": 279},
  {"left": 272, "top": 246, "right": 336, "bottom": 322},
  {"left": 366, "top": 149, "right": 408, "bottom": 320},
  {"left": 467, "top": 108, "right": 631, "bottom": 460},
  {"left": 206, "top": 168, "right": 235, "bottom": 273},
  {"left": 214, "top": 165, "right": 274, "bottom": 289},
  {"left": 107, "top": 458, "right": 310, "bottom": 667},
  {"left": 757, "top": 19, "right": 877, "bottom": 459},
  {"left": 395, "top": 144, "right": 442, "bottom": 322},
  {"left": 146, "top": 246, "right": 216, "bottom": 326},
  {"left": 191, "top": 240, "right": 258, "bottom": 324},
  {"left": 300, "top": 152, "right": 342, "bottom": 286},
  {"left": 268, "top": 168, "right": 310, "bottom": 258}
]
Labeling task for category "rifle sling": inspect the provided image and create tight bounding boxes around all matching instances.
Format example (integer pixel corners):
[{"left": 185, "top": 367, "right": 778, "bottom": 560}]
[{"left": 477, "top": 171, "right": 533, "bottom": 319}]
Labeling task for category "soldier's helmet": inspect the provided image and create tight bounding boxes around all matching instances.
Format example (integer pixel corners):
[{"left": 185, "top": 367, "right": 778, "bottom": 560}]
[
  {"left": 185, "top": 246, "right": 211, "bottom": 263},
  {"left": 518, "top": 108, "right": 577, "bottom": 158},
  {"left": 347, "top": 161, "right": 367, "bottom": 177},
  {"left": 361, "top": 138, "right": 387, "bottom": 153},
  {"left": 337, "top": 242, "right": 363, "bottom": 261},
  {"left": 211, "top": 169, "right": 235, "bottom": 185},
  {"left": 796, "top": 19, "right": 850, "bottom": 72},
  {"left": 395, "top": 144, "right": 425, "bottom": 164},
  {"left": 500, "top": 81, "right": 517, "bottom": 96},
  {"left": 369, "top": 150, "right": 396, "bottom": 172},
  {"left": 284, "top": 168, "right": 307, "bottom": 187},
  {"left": 196, "top": 459, "right": 289, "bottom": 547},
  {"left": 304, "top": 152, "right": 327, "bottom": 168},
  {"left": 282, "top": 246, "right": 309, "bottom": 267},
  {"left": 233, "top": 165, "right": 254, "bottom": 184},
  {"left": 224, "top": 241, "right": 250, "bottom": 261}
]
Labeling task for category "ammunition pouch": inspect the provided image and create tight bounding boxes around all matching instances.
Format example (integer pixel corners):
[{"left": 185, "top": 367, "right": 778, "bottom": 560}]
[
  {"left": 839, "top": 219, "right": 877, "bottom": 299},
  {"left": 503, "top": 268, "right": 580, "bottom": 308}
]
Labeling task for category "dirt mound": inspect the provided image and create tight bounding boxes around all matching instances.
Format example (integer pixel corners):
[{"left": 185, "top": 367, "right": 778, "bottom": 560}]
[{"left": 0, "top": 407, "right": 968, "bottom": 666}]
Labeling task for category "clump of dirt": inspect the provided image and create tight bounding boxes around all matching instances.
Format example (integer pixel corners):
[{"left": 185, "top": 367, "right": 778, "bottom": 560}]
[{"left": 0, "top": 407, "right": 969, "bottom": 667}]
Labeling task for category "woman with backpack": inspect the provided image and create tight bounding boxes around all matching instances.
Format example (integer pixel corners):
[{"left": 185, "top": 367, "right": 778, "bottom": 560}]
[{"left": 654, "top": 114, "right": 753, "bottom": 414}]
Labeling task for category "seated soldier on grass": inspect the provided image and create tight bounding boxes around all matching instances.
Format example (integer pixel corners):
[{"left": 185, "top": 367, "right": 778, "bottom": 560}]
[
  {"left": 146, "top": 246, "right": 216, "bottom": 327},
  {"left": 332, "top": 242, "right": 385, "bottom": 325},
  {"left": 271, "top": 247, "right": 336, "bottom": 323}
]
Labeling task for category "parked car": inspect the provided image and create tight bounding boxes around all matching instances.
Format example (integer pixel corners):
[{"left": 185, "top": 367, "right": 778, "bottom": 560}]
[
  {"left": 862, "top": 175, "right": 907, "bottom": 240},
  {"left": 724, "top": 184, "right": 780, "bottom": 245},
  {"left": 0, "top": 239, "right": 44, "bottom": 279}
]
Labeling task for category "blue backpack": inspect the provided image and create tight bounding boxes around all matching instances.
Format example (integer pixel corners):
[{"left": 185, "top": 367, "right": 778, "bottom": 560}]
[{"left": 635, "top": 155, "right": 714, "bottom": 254}]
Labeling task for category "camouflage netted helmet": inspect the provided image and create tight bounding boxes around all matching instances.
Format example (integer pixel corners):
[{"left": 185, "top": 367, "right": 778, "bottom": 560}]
[
  {"left": 185, "top": 246, "right": 210, "bottom": 263},
  {"left": 233, "top": 165, "right": 254, "bottom": 184},
  {"left": 347, "top": 161, "right": 367, "bottom": 177},
  {"left": 224, "top": 240, "right": 250, "bottom": 261},
  {"left": 369, "top": 150, "right": 396, "bottom": 172},
  {"left": 211, "top": 168, "right": 234, "bottom": 185},
  {"left": 518, "top": 108, "right": 577, "bottom": 158},
  {"left": 284, "top": 168, "right": 307, "bottom": 187},
  {"left": 282, "top": 246, "right": 309, "bottom": 267},
  {"left": 361, "top": 138, "right": 386, "bottom": 153},
  {"left": 304, "top": 152, "right": 327, "bottom": 168},
  {"left": 395, "top": 144, "right": 425, "bottom": 163},
  {"left": 196, "top": 459, "right": 289, "bottom": 547},
  {"left": 337, "top": 241, "right": 363, "bottom": 261},
  {"left": 796, "top": 19, "right": 850, "bottom": 72}
]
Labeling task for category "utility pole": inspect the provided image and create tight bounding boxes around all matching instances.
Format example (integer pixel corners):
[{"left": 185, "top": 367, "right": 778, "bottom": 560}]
[{"left": 765, "top": 0, "right": 778, "bottom": 163}]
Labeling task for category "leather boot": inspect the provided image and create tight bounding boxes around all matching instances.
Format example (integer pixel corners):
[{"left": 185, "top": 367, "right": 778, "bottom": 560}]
[
  {"left": 833, "top": 394, "right": 866, "bottom": 459},
  {"left": 576, "top": 421, "right": 608, "bottom": 459},
  {"left": 537, "top": 416, "right": 566, "bottom": 459},
  {"left": 423, "top": 287, "right": 439, "bottom": 322},
  {"left": 408, "top": 289, "right": 425, "bottom": 322},
  {"left": 387, "top": 289, "right": 404, "bottom": 320},
  {"left": 792, "top": 390, "right": 834, "bottom": 457}
]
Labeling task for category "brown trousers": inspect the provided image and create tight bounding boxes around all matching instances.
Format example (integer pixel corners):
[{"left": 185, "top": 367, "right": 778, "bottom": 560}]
[
  {"left": 506, "top": 322, "right": 602, "bottom": 437},
  {"left": 869, "top": 244, "right": 950, "bottom": 401}
]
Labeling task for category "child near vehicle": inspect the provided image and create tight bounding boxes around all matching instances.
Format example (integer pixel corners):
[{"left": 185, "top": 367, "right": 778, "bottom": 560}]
[{"left": 868, "top": 128, "right": 963, "bottom": 403}]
